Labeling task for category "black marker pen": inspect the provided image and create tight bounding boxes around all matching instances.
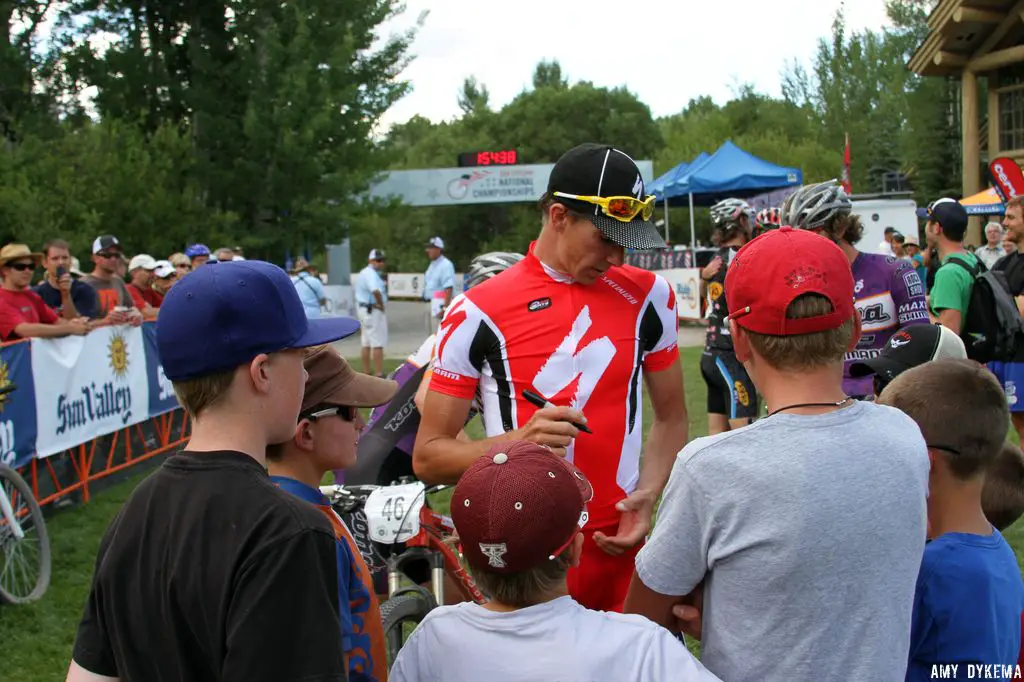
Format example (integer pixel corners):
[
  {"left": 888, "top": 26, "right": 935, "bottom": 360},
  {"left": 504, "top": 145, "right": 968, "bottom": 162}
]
[{"left": 521, "top": 389, "right": 592, "bottom": 435}]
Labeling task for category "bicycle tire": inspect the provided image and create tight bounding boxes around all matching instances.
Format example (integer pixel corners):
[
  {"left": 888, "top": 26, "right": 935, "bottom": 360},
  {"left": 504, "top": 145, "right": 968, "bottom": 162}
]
[
  {"left": 0, "top": 464, "right": 52, "bottom": 604},
  {"left": 380, "top": 591, "right": 435, "bottom": 665}
]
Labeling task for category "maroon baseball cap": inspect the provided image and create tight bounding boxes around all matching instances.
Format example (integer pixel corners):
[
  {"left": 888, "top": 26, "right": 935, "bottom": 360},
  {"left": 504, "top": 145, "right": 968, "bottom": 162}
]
[
  {"left": 452, "top": 441, "right": 593, "bottom": 574},
  {"left": 725, "top": 226, "right": 856, "bottom": 335}
]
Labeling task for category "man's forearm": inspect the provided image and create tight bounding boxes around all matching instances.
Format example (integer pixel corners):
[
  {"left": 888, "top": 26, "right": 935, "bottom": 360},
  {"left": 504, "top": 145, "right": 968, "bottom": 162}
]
[
  {"left": 13, "top": 322, "right": 70, "bottom": 339},
  {"left": 60, "top": 292, "right": 81, "bottom": 319},
  {"left": 373, "top": 291, "right": 384, "bottom": 310},
  {"left": 443, "top": 287, "right": 453, "bottom": 307},
  {"left": 413, "top": 432, "right": 516, "bottom": 485}
]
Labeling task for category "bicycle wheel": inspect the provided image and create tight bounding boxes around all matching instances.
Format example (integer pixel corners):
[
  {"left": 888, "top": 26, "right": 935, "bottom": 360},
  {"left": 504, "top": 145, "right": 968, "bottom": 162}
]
[
  {"left": 380, "top": 590, "right": 435, "bottom": 666},
  {"left": 0, "top": 464, "right": 52, "bottom": 604}
]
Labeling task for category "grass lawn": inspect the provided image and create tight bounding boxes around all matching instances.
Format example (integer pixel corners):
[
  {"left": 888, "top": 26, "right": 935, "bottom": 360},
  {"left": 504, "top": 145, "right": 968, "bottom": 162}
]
[{"left": 3, "top": 347, "right": 1023, "bottom": 680}]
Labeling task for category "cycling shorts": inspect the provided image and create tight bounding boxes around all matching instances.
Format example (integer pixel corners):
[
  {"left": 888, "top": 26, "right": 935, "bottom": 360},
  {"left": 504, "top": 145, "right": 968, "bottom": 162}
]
[
  {"left": 700, "top": 351, "right": 758, "bottom": 420},
  {"left": 566, "top": 522, "right": 642, "bottom": 613}
]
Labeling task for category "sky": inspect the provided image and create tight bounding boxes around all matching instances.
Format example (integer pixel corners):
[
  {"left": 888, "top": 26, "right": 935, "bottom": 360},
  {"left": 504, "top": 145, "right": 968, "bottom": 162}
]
[{"left": 375, "top": 0, "right": 893, "bottom": 131}]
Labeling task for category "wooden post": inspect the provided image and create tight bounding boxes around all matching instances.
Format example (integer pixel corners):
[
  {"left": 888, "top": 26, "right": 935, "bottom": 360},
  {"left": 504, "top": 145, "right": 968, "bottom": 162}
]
[{"left": 963, "top": 70, "right": 983, "bottom": 245}]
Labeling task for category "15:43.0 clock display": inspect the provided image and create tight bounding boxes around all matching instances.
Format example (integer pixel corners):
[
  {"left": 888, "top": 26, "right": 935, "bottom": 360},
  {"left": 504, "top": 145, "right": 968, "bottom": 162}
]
[{"left": 457, "top": 149, "right": 519, "bottom": 167}]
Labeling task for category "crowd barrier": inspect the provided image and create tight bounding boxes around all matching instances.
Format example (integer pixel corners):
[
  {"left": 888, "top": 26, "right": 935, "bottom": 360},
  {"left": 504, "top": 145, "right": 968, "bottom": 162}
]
[{"left": 1, "top": 323, "right": 190, "bottom": 508}]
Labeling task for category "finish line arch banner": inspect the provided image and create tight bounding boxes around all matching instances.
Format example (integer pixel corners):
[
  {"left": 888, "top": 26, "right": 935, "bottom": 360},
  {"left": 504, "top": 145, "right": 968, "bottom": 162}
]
[{"left": 369, "top": 161, "right": 655, "bottom": 207}]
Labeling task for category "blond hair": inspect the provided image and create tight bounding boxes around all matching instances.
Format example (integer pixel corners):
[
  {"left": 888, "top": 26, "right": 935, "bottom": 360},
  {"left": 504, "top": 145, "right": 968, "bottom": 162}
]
[
  {"left": 172, "top": 369, "right": 236, "bottom": 419},
  {"left": 469, "top": 547, "right": 573, "bottom": 608},
  {"left": 743, "top": 294, "right": 855, "bottom": 371}
]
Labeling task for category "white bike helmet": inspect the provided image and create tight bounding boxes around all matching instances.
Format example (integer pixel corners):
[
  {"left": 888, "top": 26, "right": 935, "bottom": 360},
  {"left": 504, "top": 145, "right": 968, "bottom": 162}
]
[
  {"left": 709, "top": 198, "right": 753, "bottom": 227},
  {"left": 781, "top": 180, "right": 852, "bottom": 231},
  {"left": 466, "top": 252, "right": 524, "bottom": 290}
]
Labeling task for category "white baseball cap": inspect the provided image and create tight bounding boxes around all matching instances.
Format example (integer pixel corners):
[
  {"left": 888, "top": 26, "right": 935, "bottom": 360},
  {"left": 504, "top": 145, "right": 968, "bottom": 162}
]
[
  {"left": 427, "top": 237, "right": 444, "bottom": 249},
  {"left": 153, "top": 260, "right": 175, "bottom": 278},
  {"left": 129, "top": 254, "right": 158, "bottom": 271}
]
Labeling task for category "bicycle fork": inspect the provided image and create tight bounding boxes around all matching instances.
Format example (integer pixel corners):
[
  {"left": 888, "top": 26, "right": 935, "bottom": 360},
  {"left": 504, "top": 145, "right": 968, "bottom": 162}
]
[
  {"left": 0, "top": 489, "right": 25, "bottom": 541},
  {"left": 387, "top": 547, "right": 447, "bottom": 605}
]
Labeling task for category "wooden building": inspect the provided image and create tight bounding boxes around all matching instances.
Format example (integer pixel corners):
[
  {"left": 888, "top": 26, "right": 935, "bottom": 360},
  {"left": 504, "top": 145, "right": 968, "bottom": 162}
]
[{"left": 909, "top": 0, "right": 1024, "bottom": 241}]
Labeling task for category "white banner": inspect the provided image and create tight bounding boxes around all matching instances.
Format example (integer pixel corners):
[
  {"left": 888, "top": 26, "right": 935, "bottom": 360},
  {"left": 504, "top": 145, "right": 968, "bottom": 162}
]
[
  {"left": 658, "top": 268, "right": 703, "bottom": 321},
  {"left": 369, "top": 161, "right": 654, "bottom": 207},
  {"left": 321, "top": 284, "right": 355, "bottom": 318},
  {"left": 31, "top": 326, "right": 150, "bottom": 457},
  {"left": 387, "top": 273, "right": 466, "bottom": 300}
]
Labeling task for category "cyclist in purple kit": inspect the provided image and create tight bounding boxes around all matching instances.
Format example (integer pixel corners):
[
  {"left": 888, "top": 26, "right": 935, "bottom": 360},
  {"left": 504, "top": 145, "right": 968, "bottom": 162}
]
[{"left": 782, "top": 180, "right": 929, "bottom": 399}]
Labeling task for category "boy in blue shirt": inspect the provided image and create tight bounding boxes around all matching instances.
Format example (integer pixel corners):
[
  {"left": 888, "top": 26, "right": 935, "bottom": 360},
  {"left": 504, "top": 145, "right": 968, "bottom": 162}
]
[{"left": 878, "top": 359, "right": 1024, "bottom": 681}]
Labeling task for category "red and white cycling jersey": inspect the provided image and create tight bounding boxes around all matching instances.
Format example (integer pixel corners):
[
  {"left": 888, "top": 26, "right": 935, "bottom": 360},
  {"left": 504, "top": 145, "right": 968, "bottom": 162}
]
[{"left": 429, "top": 243, "right": 680, "bottom": 526}]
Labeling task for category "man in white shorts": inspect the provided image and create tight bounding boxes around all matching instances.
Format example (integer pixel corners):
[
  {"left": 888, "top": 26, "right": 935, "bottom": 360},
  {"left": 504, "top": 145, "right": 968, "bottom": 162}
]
[{"left": 356, "top": 248, "right": 388, "bottom": 377}]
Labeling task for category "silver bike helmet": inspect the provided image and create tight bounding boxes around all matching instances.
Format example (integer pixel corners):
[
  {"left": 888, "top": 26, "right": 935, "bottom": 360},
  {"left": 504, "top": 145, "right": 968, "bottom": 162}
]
[
  {"left": 709, "top": 198, "right": 753, "bottom": 226},
  {"left": 466, "top": 251, "right": 524, "bottom": 290},
  {"left": 781, "top": 180, "right": 852, "bottom": 231}
]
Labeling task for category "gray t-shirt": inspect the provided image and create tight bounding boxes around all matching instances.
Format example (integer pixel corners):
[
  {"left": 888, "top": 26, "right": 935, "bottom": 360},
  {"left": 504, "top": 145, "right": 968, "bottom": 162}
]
[
  {"left": 636, "top": 401, "right": 929, "bottom": 682},
  {"left": 390, "top": 596, "right": 721, "bottom": 682}
]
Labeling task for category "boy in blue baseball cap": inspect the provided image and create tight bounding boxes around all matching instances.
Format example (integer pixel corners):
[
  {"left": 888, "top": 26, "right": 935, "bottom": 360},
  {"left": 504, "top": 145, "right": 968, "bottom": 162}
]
[{"left": 68, "top": 260, "right": 360, "bottom": 682}]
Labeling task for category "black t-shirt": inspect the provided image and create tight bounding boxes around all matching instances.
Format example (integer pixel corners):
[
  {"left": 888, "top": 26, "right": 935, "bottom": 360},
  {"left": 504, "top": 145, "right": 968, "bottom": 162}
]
[
  {"left": 704, "top": 246, "right": 739, "bottom": 352},
  {"left": 33, "top": 279, "right": 100, "bottom": 319},
  {"left": 72, "top": 450, "right": 348, "bottom": 681}
]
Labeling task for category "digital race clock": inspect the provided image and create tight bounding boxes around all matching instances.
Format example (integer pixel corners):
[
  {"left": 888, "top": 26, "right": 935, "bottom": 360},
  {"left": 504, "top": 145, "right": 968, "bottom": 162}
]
[{"left": 457, "top": 149, "right": 519, "bottom": 167}]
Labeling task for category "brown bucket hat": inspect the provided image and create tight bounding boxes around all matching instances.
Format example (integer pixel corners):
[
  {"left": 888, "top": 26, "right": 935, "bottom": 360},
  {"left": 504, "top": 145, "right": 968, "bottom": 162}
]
[
  {"left": 301, "top": 345, "right": 397, "bottom": 413},
  {"left": 0, "top": 244, "right": 43, "bottom": 268}
]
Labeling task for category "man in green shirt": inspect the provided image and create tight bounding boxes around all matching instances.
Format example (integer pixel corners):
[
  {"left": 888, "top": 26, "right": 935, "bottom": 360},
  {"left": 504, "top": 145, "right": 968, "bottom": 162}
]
[{"left": 921, "top": 198, "right": 974, "bottom": 335}]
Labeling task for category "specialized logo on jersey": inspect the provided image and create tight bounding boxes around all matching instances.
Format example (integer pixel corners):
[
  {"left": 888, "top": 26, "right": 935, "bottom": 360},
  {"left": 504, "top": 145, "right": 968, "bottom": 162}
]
[
  {"left": 708, "top": 282, "right": 724, "bottom": 301},
  {"left": 734, "top": 381, "right": 750, "bottom": 407},
  {"left": 533, "top": 305, "right": 615, "bottom": 415},
  {"left": 855, "top": 293, "right": 896, "bottom": 332},
  {"left": 436, "top": 299, "right": 468, "bottom": 362},
  {"left": 528, "top": 298, "right": 552, "bottom": 312},
  {"left": 479, "top": 543, "right": 508, "bottom": 568}
]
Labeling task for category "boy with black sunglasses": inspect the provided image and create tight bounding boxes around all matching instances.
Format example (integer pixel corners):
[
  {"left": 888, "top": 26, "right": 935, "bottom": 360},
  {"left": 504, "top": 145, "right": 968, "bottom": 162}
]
[
  {"left": 877, "top": 360, "right": 1024, "bottom": 680},
  {"left": 267, "top": 345, "right": 398, "bottom": 682}
]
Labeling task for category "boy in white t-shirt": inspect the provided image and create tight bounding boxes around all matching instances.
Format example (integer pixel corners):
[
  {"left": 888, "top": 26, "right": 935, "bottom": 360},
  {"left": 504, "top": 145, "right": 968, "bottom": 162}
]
[{"left": 390, "top": 440, "right": 720, "bottom": 682}]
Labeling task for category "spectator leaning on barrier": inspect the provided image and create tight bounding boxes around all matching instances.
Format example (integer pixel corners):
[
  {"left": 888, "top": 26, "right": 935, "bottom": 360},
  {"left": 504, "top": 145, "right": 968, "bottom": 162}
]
[
  {"left": 356, "top": 249, "right": 388, "bottom": 378},
  {"left": 169, "top": 252, "right": 191, "bottom": 277},
  {"left": 626, "top": 227, "right": 930, "bottom": 682},
  {"left": 151, "top": 260, "right": 177, "bottom": 296},
  {"left": 125, "top": 254, "right": 162, "bottom": 320},
  {"left": 0, "top": 243, "right": 89, "bottom": 340},
  {"left": 81, "top": 235, "right": 143, "bottom": 327},
  {"left": 423, "top": 236, "right": 455, "bottom": 333},
  {"left": 67, "top": 260, "right": 361, "bottom": 682},
  {"left": 33, "top": 238, "right": 99, "bottom": 320},
  {"left": 291, "top": 258, "right": 326, "bottom": 319}
]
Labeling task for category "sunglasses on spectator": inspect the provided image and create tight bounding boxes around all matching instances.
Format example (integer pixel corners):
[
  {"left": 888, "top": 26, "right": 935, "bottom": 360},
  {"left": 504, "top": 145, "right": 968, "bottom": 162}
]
[
  {"left": 97, "top": 251, "right": 120, "bottom": 259},
  {"left": 6, "top": 261, "right": 35, "bottom": 272},
  {"left": 301, "top": 405, "right": 358, "bottom": 422}
]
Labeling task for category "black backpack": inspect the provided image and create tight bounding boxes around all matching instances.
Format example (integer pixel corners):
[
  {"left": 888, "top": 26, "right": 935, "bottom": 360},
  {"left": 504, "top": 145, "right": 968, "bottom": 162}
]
[{"left": 948, "top": 257, "right": 1023, "bottom": 363}]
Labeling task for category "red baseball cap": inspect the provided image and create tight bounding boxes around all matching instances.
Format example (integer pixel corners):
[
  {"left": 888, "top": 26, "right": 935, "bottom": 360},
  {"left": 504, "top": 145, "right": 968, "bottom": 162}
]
[
  {"left": 725, "top": 226, "right": 855, "bottom": 335},
  {"left": 452, "top": 441, "right": 593, "bottom": 575}
]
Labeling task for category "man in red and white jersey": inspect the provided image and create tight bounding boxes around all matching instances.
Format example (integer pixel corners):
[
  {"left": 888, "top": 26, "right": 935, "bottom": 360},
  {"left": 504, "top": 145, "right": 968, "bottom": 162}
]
[{"left": 414, "top": 143, "right": 690, "bottom": 612}]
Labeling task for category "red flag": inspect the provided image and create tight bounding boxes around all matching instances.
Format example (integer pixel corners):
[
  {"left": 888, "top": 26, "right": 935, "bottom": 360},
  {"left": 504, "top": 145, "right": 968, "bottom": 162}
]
[{"left": 841, "top": 133, "right": 852, "bottom": 194}]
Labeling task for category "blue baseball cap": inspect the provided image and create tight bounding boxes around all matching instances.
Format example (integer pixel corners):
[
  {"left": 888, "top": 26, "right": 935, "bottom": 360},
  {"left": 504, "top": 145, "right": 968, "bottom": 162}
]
[
  {"left": 185, "top": 243, "right": 211, "bottom": 258},
  {"left": 157, "top": 260, "right": 360, "bottom": 381}
]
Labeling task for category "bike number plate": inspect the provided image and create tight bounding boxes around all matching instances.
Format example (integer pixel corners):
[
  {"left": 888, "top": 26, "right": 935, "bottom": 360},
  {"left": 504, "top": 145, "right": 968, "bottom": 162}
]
[{"left": 364, "top": 482, "right": 425, "bottom": 544}]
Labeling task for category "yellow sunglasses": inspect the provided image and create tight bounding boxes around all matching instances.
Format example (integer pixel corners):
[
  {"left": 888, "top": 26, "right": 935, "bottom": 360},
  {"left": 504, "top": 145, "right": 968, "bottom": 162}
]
[{"left": 553, "top": 192, "right": 656, "bottom": 223}]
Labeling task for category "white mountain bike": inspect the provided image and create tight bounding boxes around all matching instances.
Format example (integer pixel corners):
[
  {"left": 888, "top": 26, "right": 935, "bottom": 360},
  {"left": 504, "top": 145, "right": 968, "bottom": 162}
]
[{"left": 0, "top": 383, "right": 52, "bottom": 604}]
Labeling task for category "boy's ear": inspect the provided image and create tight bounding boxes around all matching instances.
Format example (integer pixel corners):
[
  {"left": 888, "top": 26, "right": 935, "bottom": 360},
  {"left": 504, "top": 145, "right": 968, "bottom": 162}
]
[
  {"left": 846, "top": 312, "right": 863, "bottom": 352},
  {"left": 295, "top": 418, "right": 316, "bottom": 453},
  {"left": 249, "top": 353, "right": 272, "bottom": 395},
  {"left": 569, "top": 533, "right": 585, "bottom": 568},
  {"left": 731, "top": 320, "right": 751, "bottom": 363}
]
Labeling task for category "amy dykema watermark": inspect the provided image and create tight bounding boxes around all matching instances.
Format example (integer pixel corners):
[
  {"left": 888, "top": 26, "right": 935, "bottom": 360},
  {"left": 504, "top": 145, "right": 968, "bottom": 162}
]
[{"left": 930, "top": 664, "right": 1022, "bottom": 679}]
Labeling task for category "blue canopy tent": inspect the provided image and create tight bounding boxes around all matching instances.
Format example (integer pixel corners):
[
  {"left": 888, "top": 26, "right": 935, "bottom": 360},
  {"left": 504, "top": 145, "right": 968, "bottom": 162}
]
[
  {"left": 648, "top": 153, "right": 709, "bottom": 244},
  {"left": 651, "top": 141, "right": 803, "bottom": 249}
]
